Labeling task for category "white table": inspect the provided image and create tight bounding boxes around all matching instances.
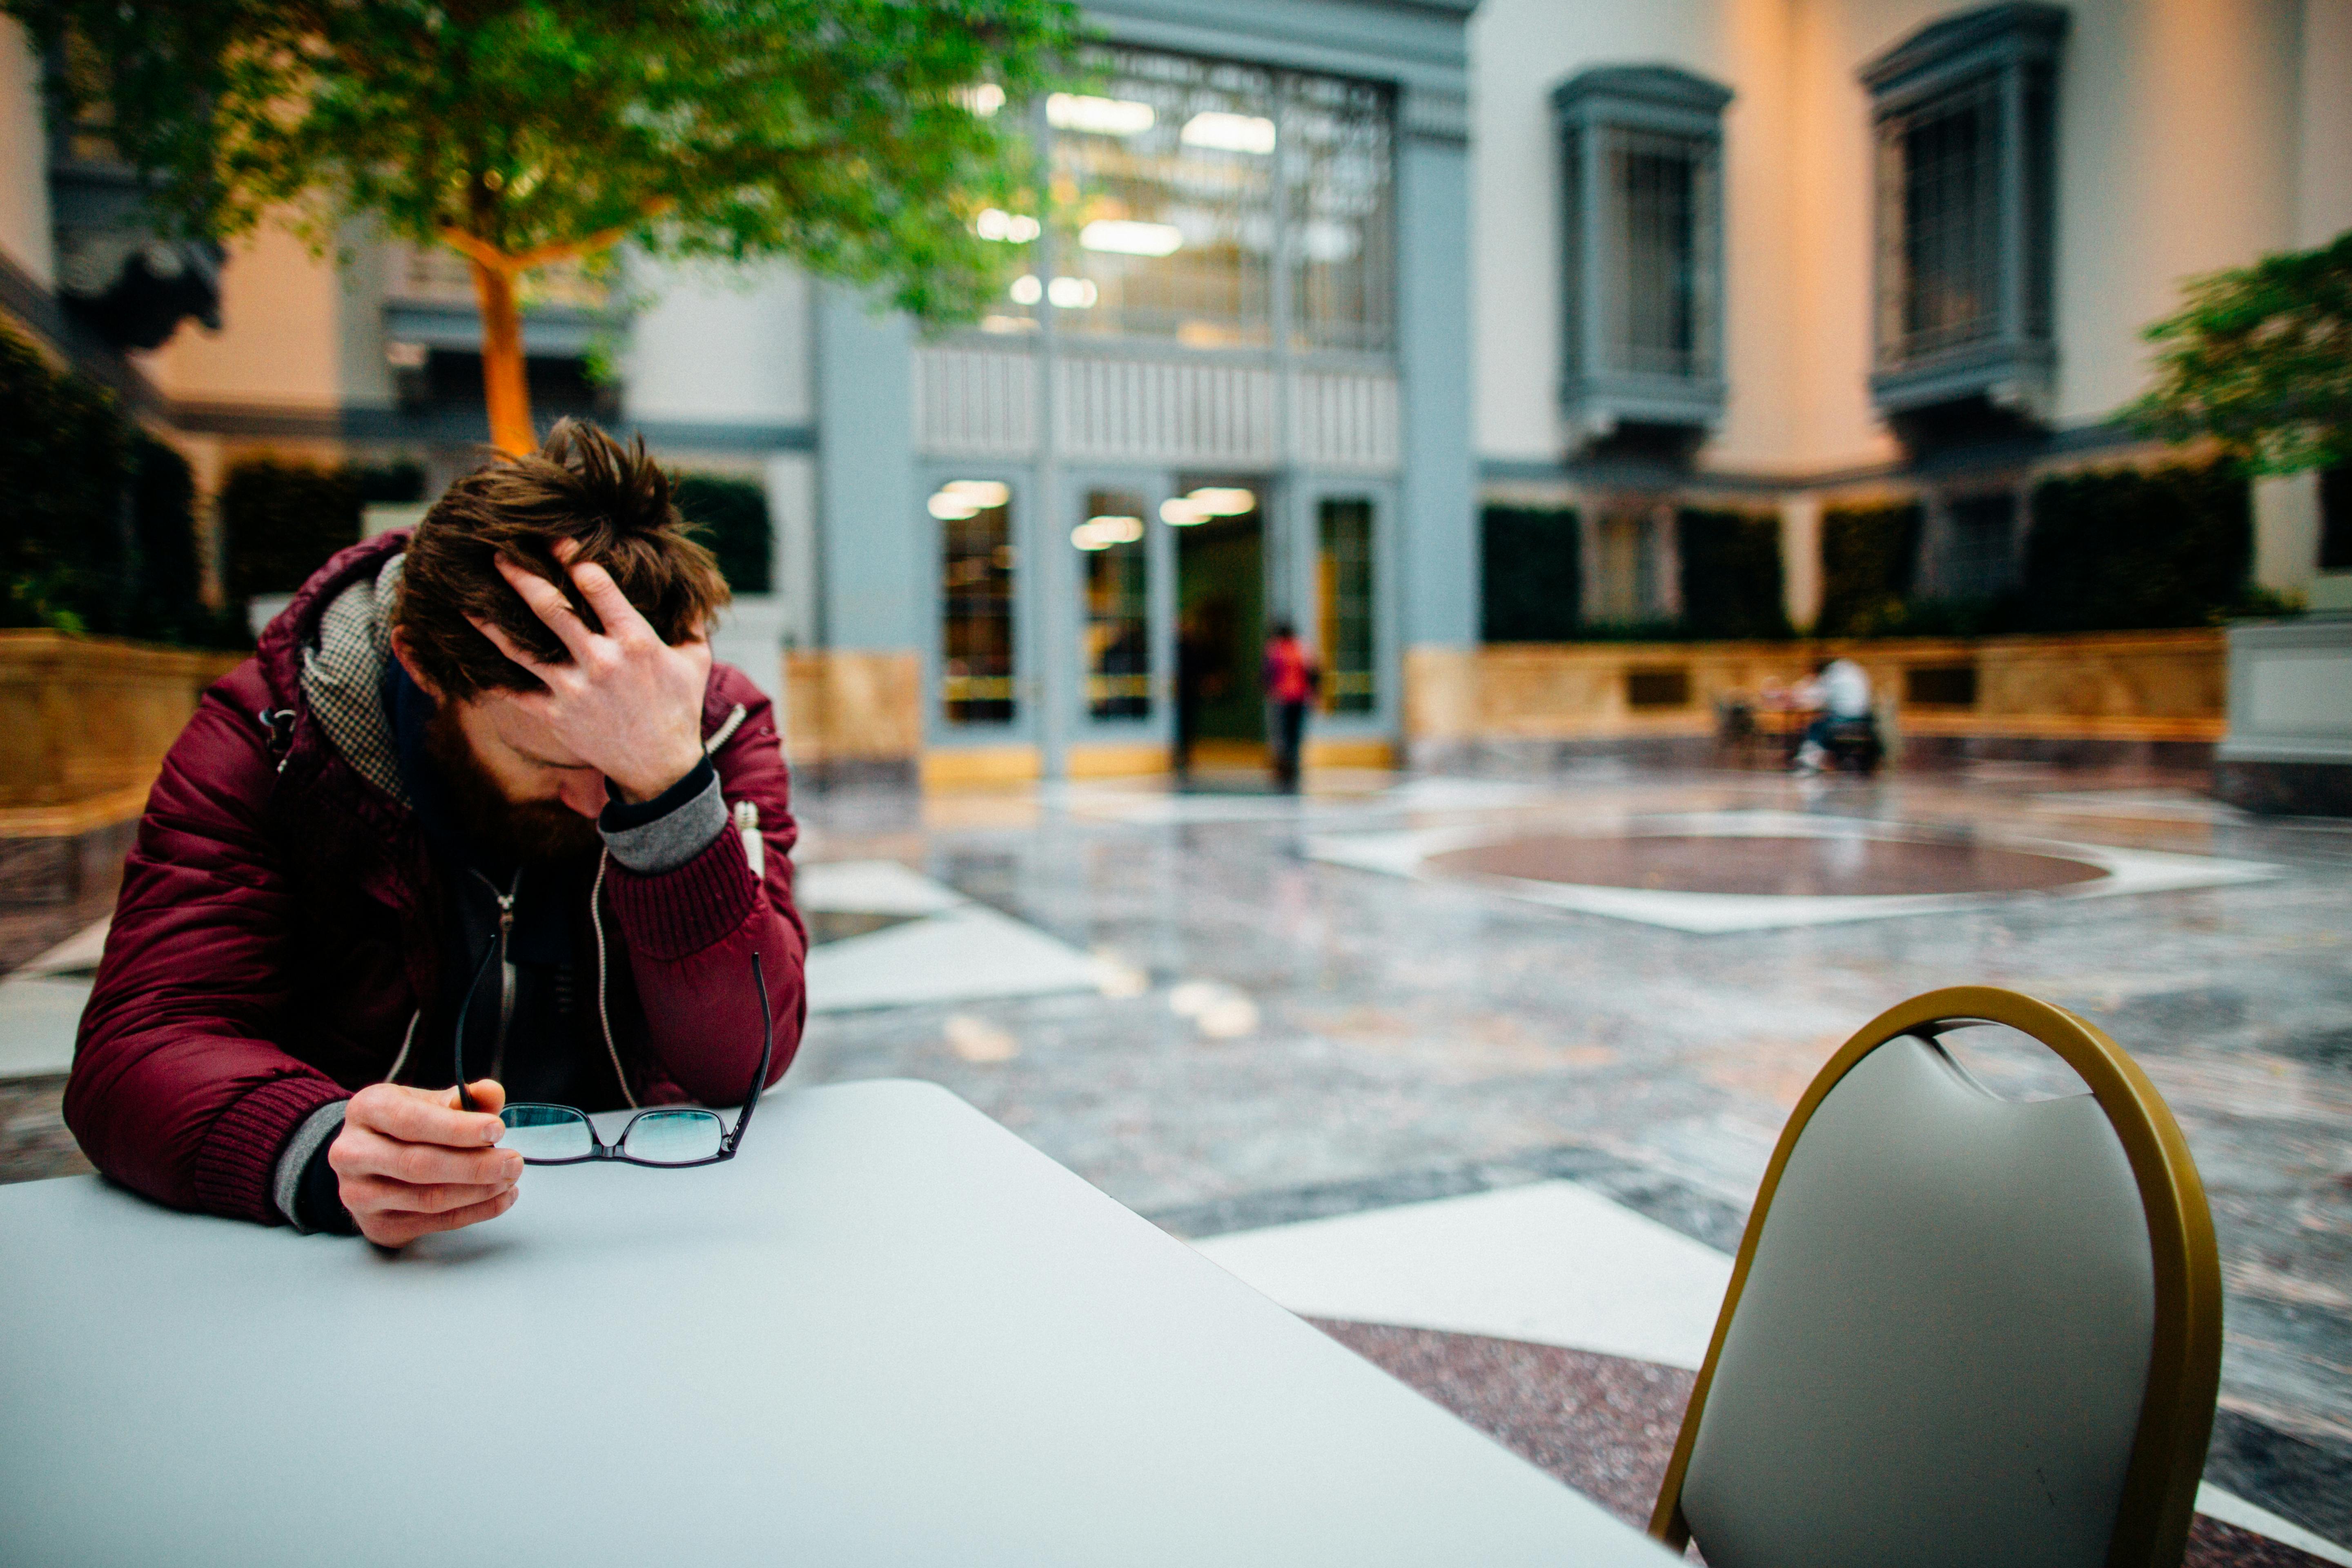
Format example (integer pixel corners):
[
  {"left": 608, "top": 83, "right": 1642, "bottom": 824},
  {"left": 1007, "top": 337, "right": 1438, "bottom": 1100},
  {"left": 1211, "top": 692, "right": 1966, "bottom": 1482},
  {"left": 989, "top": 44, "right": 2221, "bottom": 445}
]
[{"left": 0, "top": 1080, "right": 1678, "bottom": 1566}]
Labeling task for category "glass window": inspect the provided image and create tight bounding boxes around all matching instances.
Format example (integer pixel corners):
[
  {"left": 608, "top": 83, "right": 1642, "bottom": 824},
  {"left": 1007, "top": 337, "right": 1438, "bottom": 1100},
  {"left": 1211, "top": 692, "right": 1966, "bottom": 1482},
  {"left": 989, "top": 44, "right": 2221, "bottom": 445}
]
[
  {"left": 1316, "top": 498, "right": 1375, "bottom": 714},
  {"left": 1552, "top": 68, "right": 1730, "bottom": 438},
  {"left": 1032, "top": 47, "right": 1393, "bottom": 354},
  {"left": 1875, "top": 77, "right": 2002, "bottom": 363},
  {"left": 1076, "top": 489, "right": 1151, "bottom": 720},
  {"left": 1284, "top": 74, "right": 1394, "bottom": 354},
  {"left": 935, "top": 480, "right": 1017, "bottom": 724},
  {"left": 1860, "top": 4, "right": 2066, "bottom": 410}
]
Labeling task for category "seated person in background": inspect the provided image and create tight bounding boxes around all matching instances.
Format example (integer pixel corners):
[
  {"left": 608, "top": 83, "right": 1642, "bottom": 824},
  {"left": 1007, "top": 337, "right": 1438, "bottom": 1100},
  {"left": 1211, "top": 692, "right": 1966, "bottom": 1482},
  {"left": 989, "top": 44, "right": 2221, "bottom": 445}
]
[
  {"left": 1793, "top": 655, "right": 1878, "bottom": 774},
  {"left": 67, "top": 420, "right": 808, "bottom": 1247}
]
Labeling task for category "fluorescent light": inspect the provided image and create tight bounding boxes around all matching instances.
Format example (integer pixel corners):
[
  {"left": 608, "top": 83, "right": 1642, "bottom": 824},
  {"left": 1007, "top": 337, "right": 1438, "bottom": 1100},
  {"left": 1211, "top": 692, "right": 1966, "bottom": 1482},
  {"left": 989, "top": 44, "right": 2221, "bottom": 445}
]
[
  {"left": 1180, "top": 111, "right": 1276, "bottom": 154},
  {"left": 976, "top": 208, "right": 1040, "bottom": 243},
  {"left": 1047, "top": 276, "right": 1099, "bottom": 309},
  {"left": 1080, "top": 219, "right": 1183, "bottom": 257},
  {"left": 1160, "top": 497, "right": 1207, "bottom": 526},
  {"left": 959, "top": 83, "right": 1006, "bottom": 117},
  {"left": 1009, "top": 274, "right": 1042, "bottom": 305},
  {"left": 1071, "top": 514, "right": 1145, "bottom": 551},
  {"left": 944, "top": 480, "right": 1011, "bottom": 508},
  {"left": 980, "top": 314, "right": 1040, "bottom": 335},
  {"left": 1186, "top": 487, "right": 1256, "bottom": 516},
  {"left": 927, "top": 492, "right": 980, "bottom": 521},
  {"left": 1048, "top": 93, "right": 1156, "bottom": 136}
]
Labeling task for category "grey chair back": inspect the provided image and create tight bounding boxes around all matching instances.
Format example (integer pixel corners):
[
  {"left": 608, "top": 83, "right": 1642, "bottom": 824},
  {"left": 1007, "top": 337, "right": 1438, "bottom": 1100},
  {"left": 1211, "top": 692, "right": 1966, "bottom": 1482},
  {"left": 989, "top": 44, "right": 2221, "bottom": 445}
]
[{"left": 1649, "top": 987, "right": 2221, "bottom": 1568}]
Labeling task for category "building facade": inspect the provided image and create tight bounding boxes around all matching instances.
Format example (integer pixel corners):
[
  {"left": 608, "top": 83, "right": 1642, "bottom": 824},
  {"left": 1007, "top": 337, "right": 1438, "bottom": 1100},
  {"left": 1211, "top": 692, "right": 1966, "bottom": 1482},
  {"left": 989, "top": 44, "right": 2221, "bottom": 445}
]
[{"left": 2, "top": 1, "right": 2345, "bottom": 783}]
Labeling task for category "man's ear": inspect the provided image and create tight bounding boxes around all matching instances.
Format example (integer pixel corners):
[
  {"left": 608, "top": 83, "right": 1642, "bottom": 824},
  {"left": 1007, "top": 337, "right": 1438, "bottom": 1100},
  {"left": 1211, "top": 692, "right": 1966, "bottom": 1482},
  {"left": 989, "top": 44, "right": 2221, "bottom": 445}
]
[{"left": 388, "top": 628, "right": 442, "bottom": 703}]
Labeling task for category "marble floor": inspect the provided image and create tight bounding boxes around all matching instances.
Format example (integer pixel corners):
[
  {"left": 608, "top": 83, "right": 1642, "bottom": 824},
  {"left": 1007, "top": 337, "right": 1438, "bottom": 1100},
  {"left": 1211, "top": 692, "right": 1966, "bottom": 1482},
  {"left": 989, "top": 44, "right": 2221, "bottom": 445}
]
[{"left": 5, "top": 759, "right": 2348, "bottom": 1555}]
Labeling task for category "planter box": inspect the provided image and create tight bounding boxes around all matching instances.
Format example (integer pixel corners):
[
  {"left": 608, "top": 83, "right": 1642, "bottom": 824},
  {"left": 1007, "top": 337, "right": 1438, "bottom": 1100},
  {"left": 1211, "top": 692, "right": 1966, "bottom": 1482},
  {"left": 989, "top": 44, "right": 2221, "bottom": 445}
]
[{"left": 2215, "top": 615, "right": 2352, "bottom": 815}]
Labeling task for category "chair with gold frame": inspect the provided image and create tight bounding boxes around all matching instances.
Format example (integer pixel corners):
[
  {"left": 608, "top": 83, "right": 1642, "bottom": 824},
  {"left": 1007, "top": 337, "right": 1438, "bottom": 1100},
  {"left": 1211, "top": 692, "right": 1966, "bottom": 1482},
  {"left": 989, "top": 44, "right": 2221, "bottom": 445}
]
[{"left": 1648, "top": 986, "right": 2222, "bottom": 1568}]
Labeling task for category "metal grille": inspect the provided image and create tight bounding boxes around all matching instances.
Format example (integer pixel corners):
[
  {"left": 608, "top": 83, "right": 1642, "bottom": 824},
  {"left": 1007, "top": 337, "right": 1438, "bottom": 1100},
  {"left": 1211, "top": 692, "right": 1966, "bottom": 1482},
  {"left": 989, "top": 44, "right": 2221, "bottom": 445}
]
[
  {"left": 1876, "top": 76, "right": 2003, "bottom": 363},
  {"left": 1286, "top": 74, "right": 1395, "bottom": 353},
  {"left": 1292, "top": 371, "right": 1401, "bottom": 472},
  {"left": 1605, "top": 128, "right": 1714, "bottom": 378},
  {"left": 1317, "top": 498, "right": 1376, "bottom": 714},
  {"left": 1081, "top": 488, "right": 1152, "bottom": 720},
  {"left": 1054, "top": 358, "right": 1278, "bottom": 466}
]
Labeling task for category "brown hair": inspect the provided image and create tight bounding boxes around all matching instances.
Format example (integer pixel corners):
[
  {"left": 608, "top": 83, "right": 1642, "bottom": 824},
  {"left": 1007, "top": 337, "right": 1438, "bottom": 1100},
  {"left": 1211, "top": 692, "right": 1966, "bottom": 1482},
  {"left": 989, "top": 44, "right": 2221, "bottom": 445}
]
[{"left": 394, "top": 418, "right": 730, "bottom": 699}]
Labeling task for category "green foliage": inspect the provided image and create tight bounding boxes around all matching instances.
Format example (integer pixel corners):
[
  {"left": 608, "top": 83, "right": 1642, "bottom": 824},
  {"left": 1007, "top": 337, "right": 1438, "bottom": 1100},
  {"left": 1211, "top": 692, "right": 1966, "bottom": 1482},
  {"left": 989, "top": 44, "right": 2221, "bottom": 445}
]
[
  {"left": 673, "top": 474, "right": 773, "bottom": 595},
  {"left": 1815, "top": 503, "right": 1922, "bottom": 637},
  {"left": 2131, "top": 229, "right": 2352, "bottom": 477},
  {"left": 1480, "top": 507, "right": 1580, "bottom": 642},
  {"left": 2018, "top": 462, "right": 2254, "bottom": 632},
  {"left": 1677, "top": 510, "right": 1791, "bottom": 639},
  {"left": 0, "top": 324, "right": 129, "bottom": 634},
  {"left": 220, "top": 460, "right": 361, "bottom": 599},
  {"left": 9, "top": 0, "right": 1080, "bottom": 324}
]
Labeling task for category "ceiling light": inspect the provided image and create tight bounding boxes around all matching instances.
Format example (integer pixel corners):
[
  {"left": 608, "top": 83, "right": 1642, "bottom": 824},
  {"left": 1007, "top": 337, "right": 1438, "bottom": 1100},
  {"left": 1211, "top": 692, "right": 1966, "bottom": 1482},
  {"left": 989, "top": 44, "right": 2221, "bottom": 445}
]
[
  {"left": 1009, "top": 274, "right": 1042, "bottom": 305},
  {"left": 1071, "top": 514, "right": 1146, "bottom": 551},
  {"left": 960, "top": 83, "right": 1006, "bottom": 117},
  {"left": 1160, "top": 497, "right": 1207, "bottom": 526},
  {"left": 1080, "top": 219, "right": 1183, "bottom": 257},
  {"left": 1047, "top": 276, "right": 1099, "bottom": 309},
  {"left": 1186, "top": 487, "right": 1257, "bottom": 516},
  {"left": 976, "top": 208, "right": 1040, "bottom": 243},
  {"left": 1180, "top": 111, "right": 1276, "bottom": 154},
  {"left": 944, "top": 480, "right": 1011, "bottom": 508},
  {"left": 927, "top": 492, "right": 980, "bottom": 520},
  {"left": 1048, "top": 93, "right": 1156, "bottom": 136}
]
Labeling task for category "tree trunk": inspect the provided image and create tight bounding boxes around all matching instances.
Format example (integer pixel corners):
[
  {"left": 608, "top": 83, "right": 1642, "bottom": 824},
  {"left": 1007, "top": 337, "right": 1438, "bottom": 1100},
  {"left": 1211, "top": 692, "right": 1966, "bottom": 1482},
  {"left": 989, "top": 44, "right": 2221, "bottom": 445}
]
[{"left": 468, "top": 258, "right": 535, "bottom": 457}]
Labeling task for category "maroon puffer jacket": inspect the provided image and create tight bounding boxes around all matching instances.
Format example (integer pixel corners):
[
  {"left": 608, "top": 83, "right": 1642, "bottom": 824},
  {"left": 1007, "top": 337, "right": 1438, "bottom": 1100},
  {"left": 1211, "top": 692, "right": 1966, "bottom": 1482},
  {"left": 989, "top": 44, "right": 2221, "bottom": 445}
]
[{"left": 65, "top": 533, "right": 809, "bottom": 1225}]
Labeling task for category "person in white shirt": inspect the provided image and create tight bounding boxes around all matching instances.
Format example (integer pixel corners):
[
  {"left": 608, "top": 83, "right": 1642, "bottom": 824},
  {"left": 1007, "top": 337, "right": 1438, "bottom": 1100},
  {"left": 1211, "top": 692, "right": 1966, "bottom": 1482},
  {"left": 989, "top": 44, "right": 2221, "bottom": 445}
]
[{"left": 1794, "top": 657, "right": 1879, "bottom": 773}]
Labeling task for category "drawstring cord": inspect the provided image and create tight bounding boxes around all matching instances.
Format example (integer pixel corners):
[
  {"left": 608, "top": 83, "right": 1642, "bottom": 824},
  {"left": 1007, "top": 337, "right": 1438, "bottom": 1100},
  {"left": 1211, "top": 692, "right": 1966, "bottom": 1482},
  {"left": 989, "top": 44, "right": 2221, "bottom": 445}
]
[{"left": 590, "top": 849, "right": 638, "bottom": 1110}]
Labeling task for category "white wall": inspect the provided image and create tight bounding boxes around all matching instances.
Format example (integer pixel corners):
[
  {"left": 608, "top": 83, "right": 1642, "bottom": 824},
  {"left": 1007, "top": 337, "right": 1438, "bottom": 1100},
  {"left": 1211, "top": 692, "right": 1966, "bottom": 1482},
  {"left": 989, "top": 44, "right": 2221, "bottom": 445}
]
[
  {"left": 0, "top": 19, "right": 52, "bottom": 289},
  {"left": 621, "top": 260, "right": 812, "bottom": 428},
  {"left": 2299, "top": 0, "right": 2352, "bottom": 247},
  {"left": 136, "top": 224, "right": 347, "bottom": 408}
]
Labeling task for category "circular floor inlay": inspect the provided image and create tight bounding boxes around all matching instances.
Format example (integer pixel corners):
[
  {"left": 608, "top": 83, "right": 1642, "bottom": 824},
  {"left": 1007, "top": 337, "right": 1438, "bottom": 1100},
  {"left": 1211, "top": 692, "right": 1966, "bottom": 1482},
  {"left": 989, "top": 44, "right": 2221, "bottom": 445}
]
[{"left": 1428, "top": 834, "right": 2109, "bottom": 898}]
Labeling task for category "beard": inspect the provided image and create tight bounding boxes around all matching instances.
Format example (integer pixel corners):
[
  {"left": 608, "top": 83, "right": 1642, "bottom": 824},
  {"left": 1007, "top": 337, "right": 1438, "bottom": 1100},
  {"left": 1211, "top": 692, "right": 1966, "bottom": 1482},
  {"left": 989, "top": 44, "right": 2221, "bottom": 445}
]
[{"left": 423, "top": 707, "right": 604, "bottom": 864}]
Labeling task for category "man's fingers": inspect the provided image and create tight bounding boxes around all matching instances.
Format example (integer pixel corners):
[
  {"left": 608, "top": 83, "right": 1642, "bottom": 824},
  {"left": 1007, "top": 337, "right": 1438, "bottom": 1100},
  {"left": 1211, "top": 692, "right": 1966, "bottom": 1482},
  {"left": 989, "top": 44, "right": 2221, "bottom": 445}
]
[
  {"left": 467, "top": 613, "right": 561, "bottom": 683},
  {"left": 333, "top": 1126, "right": 521, "bottom": 1187},
  {"left": 566, "top": 557, "right": 656, "bottom": 646},
  {"left": 342, "top": 1174, "right": 517, "bottom": 1216},
  {"left": 347, "top": 1082, "right": 507, "bottom": 1148},
  {"left": 363, "top": 1187, "right": 519, "bottom": 1248},
  {"left": 494, "top": 554, "right": 599, "bottom": 659},
  {"left": 451, "top": 1078, "right": 507, "bottom": 1116}
]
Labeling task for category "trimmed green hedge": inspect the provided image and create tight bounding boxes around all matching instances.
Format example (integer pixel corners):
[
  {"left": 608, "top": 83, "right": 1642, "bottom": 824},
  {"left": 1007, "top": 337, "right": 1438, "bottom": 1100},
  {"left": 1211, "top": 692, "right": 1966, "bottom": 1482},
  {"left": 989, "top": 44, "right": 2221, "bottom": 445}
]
[
  {"left": 1816, "top": 503, "right": 1923, "bottom": 637},
  {"left": 672, "top": 473, "right": 772, "bottom": 594},
  {"left": 1480, "top": 506, "right": 1581, "bottom": 641},
  {"left": 220, "top": 460, "right": 363, "bottom": 599},
  {"left": 1678, "top": 509, "right": 1791, "bottom": 639},
  {"left": 0, "top": 324, "right": 237, "bottom": 646},
  {"left": 2017, "top": 462, "right": 2254, "bottom": 631}
]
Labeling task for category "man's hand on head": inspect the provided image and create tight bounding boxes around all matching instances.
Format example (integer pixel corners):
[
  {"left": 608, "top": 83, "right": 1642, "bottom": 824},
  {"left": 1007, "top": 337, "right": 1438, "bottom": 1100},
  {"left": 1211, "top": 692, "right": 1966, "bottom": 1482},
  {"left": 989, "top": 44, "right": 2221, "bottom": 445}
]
[
  {"left": 472, "top": 540, "right": 713, "bottom": 803},
  {"left": 330, "top": 1081, "right": 522, "bottom": 1248}
]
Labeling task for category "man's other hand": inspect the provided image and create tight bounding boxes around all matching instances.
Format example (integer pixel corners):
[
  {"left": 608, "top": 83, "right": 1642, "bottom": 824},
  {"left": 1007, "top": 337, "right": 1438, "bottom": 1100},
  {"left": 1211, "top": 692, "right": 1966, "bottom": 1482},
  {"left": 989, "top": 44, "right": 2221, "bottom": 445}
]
[{"left": 330, "top": 1081, "right": 521, "bottom": 1248}]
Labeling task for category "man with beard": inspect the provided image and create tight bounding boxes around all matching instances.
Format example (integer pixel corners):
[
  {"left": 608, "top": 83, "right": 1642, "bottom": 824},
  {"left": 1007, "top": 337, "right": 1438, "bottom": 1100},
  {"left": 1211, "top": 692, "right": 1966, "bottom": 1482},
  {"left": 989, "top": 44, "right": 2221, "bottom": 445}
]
[{"left": 65, "top": 420, "right": 808, "bottom": 1247}]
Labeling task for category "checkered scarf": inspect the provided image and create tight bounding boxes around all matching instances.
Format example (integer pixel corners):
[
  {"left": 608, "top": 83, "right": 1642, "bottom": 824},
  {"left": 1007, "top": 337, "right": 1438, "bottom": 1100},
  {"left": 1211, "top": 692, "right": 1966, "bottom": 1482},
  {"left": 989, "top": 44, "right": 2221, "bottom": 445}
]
[{"left": 299, "top": 553, "right": 410, "bottom": 807}]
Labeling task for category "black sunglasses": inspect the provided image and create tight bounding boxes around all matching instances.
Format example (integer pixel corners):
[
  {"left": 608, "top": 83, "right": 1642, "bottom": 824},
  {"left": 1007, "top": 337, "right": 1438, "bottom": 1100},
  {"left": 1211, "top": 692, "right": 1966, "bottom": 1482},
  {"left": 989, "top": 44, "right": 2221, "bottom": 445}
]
[{"left": 454, "top": 949, "right": 773, "bottom": 1168}]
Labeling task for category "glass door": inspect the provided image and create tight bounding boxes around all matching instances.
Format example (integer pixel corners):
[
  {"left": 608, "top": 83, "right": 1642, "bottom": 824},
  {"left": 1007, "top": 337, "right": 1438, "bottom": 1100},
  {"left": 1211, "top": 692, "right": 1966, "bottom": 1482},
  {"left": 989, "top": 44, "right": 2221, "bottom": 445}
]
[
  {"left": 927, "top": 469, "right": 1035, "bottom": 748},
  {"left": 1064, "top": 471, "right": 1175, "bottom": 760}
]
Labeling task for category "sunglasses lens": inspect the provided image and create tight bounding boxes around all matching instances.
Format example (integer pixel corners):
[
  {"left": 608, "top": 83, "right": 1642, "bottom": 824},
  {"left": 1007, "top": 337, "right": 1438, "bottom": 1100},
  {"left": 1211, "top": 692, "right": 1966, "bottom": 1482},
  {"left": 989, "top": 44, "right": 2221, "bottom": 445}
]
[
  {"left": 620, "top": 1109, "right": 725, "bottom": 1166},
  {"left": 500, "top": 1105, "right": 594, "bottom": 1163}
]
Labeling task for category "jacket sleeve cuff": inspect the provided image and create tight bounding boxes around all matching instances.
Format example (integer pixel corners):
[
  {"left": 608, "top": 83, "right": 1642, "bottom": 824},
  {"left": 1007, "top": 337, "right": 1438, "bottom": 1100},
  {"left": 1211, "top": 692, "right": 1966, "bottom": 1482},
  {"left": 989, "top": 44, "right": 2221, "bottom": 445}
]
[
  {"left": 601, "top": 825, "right": 759, "bottom": 961},
  {"left": 272, "top": 1100, "right": 353, "bottom": 1234},
  {"left": 599, "top": 756, "right": 725, "bottom": 873},
  {"left": 193, "top": 1074, "right": 351, "bottom": 1226}
]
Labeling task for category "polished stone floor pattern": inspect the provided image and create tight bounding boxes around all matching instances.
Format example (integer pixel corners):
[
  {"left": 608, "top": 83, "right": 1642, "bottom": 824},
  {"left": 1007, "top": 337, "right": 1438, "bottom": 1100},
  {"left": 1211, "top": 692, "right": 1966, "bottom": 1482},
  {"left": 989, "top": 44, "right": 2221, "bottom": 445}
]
[{"left": 4, "top": 761, "right": 2348, "bottom": 1554}]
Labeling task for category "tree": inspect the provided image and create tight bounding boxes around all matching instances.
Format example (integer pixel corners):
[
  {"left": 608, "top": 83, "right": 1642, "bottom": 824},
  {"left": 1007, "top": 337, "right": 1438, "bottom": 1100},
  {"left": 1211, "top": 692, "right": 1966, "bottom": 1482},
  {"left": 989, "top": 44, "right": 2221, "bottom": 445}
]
[
  {"left": 2132, "top": 229, "right": 2352, "bottom": 477},
  {"left": 11, "top": 0, "right": 1076, "bottom": 454}
]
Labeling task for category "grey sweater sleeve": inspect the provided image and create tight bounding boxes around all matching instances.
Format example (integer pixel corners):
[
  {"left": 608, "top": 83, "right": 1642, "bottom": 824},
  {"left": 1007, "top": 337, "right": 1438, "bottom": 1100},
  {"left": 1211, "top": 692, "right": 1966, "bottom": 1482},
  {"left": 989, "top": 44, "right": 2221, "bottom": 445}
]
[
  {"left": 272, "top": 1100, "right": 349, "bottom": 1232},
  {"left": 598, "top": 755, "right": 728, "bottom": 873}
]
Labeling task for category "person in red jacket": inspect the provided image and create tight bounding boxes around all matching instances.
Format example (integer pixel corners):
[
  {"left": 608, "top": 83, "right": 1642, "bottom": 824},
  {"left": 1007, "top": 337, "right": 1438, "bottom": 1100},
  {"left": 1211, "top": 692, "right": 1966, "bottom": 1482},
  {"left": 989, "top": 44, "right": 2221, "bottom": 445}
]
[
  {"left": 66, "top": 419, "right": 808, "bottom": 1247},
  {"left": 1261, "top": 620, "right": 1321, "bottom": 793}
]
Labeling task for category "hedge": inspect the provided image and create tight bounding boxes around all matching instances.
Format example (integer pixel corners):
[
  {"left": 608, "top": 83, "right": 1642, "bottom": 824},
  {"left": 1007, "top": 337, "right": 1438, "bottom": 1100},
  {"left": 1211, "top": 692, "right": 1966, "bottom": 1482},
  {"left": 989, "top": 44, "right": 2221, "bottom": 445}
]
[
  {"left": 2016, "top": 462, "right": 2253, "bottom": 631},
  {"left": 1816, "top": 503, "right": 1923, "bottom": 637},
  {"left": 220, "top": 460, "right": 364, "bottom": 599},
  {"left": 1677, "top": 509, "right": 1791, "bottom": 639},
  {"left": 0, "top": 323, "right": 237, "bottom": 646},
  {"left": 1479, "top": 506, "right": 1580, "bottom": 641},
  {"left": 672, "top": 474, "right": 772, "bottom": 594}
]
